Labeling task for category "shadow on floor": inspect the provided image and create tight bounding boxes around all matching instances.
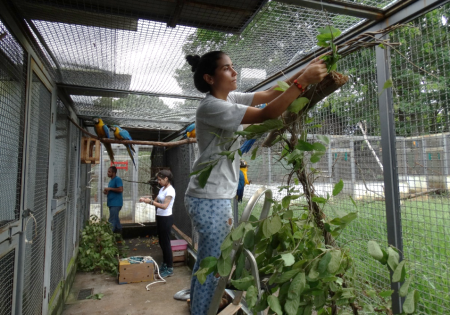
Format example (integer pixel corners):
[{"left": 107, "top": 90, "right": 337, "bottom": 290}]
[{"left": 63, "top": 237, "right": 191, "bottom": 315}]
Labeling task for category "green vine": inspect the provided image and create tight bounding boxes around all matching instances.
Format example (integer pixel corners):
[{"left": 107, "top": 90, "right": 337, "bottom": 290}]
[{"left": 317, "top": 26, "right": 342, "bottom": 72}]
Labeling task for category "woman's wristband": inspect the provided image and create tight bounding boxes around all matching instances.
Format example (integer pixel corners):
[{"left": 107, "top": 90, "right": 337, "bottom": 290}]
[{"left": 293, "top": 79, "right": 307, "bottom": 93}]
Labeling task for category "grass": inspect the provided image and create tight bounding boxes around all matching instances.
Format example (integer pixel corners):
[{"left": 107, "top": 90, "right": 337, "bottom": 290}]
[{"left": 238, "top": 195, "right": 450, "bottom": 314}]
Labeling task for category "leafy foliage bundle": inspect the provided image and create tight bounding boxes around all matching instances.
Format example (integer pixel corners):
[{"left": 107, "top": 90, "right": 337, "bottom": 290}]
[
  {"left": 192, "top": 26, "right": 420, "bottom": 315},
  {"left": 78, "top": 215, "right": 120, "bottom": 275}
]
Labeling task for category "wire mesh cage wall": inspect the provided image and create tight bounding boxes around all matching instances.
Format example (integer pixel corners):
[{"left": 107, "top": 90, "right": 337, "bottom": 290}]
[
  {"left": 135, "top": 146, "right": 155, "bottom": 224},
  {"left": 22, "top": 72, "right": 52, "bottom": 315},
  {"left": 88, "top": 144, "right": 157, "bottom": 224},
  {"left": 103, "top": 145, "right": 137, "bottom": 223},
  {"left": 78, "top": 163, "right": 91, "bottom": 230},
  {"left": 390, "top": 5, "right": 450, "bottom": 313},
  {"left": 64, "top": 121, "right": 78, "bottom": 274},
  {"left": 0, "top": 249, "right": 15, "bottom": 315},
  {"left": 239, "top": 48, "right": 393, "bottom": 311},
  {"left": 88, "top": 163, "right": 101, "bottom": 219},
  {"left": 0, "top": 20, "right": 27, "bottom": 229},
  {"left": 101, "top": 146, "right": 129, "bottom": 221},
  {"left": 48, "top": 100, "right": 70, "bottom": 302},
  {"left": 322, "top": 48, "right": 392, "bottom": 307},
  {"left": 53, "top": 99, "right": 69, "bottom": 199},
  {"left": 49, "top": 209, "right": 66, "bottom": 299},
  {"left": 238, "top": 5, "right": 450, "bottom": 314}
]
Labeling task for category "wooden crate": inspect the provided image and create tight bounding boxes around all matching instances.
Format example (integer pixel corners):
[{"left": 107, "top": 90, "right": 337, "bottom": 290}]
[
  {"left": 118, "top": 259, "right": 154, "bottom": 284},
  {"left": 80, "top": 137, "right": 100, "bottom": 164},
  {"left": 173, "top": 250, "right": 187, "bottom": 262}
]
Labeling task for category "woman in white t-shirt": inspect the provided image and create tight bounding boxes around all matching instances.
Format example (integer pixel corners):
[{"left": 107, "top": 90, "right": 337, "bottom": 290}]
[
  {"left": 140, "top": 170, "right": 176, "bottom": 278},
  {"left": 184, "top": 51, "right": 328, "bottom": 314}
]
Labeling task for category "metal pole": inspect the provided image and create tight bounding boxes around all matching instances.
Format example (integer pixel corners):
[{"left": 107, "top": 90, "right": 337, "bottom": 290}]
[
  {"left": 328, "top": 140, "right": 333, "bottom": 185},
  {"left": 443, "top": 135, "right": 449, "bottom": 177},
  {"left": 62, "top": 114, "right": 72, "bottom": 279},
  {"left": 100, "top": 145, "right": 104, "bottom": 220},
  {"left": 402, "top": 138, "right": 407, "bottom": 179},
  {"left": 350, "top": 140, "right": 356, "bottom": 189},
  {"left": 74, "top": 125, "right": 81, "bottom": 245},
  {"left": 268, "top": 147, "right": 272, "bottom": 186},
  {"left": 422, "top": 138, "right": 428, "bottom": 188},
  {"left": 132, "top": 145, "right": 139, "bottom": 223},
  {"left": 376, "top": 39, "right": 404, "bottom": 314}
]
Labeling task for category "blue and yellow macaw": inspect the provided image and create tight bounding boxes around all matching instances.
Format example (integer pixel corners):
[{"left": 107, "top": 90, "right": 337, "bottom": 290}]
[
  {"left": 183, "top": 123, "right": 196, "bottom": 139},
  {"left": 111, "top": 125, "right": 136, "bottom": 169},
  {"left": 240, "top": 103, "right": 267, "bottom": 154},
  {"left": 93, "top": 117, "right": 115, "bottom": 163},
  {"left": 237, "top": 160, "right": 250, "bottom": 202}
]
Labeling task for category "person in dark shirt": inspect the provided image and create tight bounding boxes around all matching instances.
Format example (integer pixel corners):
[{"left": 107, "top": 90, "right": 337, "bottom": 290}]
[{"left": 104, "top": 166, "right": 123, "bottom": 233}]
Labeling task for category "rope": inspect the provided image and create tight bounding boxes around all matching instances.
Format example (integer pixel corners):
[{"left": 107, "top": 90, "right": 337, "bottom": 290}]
[
  {"left": 121, "top": 179, "right": 152, "bottom": 185},
  {"left": 145, "top": 256, "right": 167, "bottom": 290},
  {"left": 24, "top": 213, "right": 38, "bottom": 244}
]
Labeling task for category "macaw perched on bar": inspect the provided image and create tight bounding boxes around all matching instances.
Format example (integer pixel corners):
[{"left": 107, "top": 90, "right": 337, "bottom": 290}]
[
  {"left": 183, "top": 123, "right": 196, "bottom": 139},
  {"left": 93, "top": 117, "right": 115, "bottom": 163},
  {"left": 111, "top": 125, "right": 136, "bottom": 170},
  {"left": 237, "top": 160, "right": 250, "bottom": 203}
]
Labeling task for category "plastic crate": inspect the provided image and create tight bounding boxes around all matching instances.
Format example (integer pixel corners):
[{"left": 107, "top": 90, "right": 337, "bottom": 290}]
[{"left": 171, "top": 239, "right": 188, "bottom": 251}]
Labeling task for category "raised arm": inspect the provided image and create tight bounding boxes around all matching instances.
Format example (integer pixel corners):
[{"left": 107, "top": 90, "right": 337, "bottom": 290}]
[
  {"left": 251, "top": 57, "right": 324, "bottom": 106},
  {"left": 241, "top": 60, "right": 327, "bottom": 124},
  {"left": 251, "top": 68, "right": 305, "bottom": 106}
]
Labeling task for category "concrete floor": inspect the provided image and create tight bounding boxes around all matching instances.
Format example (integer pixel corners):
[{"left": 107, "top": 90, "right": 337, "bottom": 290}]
[{"left": 63, "top": 237, "right": 191, "bottom": 315}]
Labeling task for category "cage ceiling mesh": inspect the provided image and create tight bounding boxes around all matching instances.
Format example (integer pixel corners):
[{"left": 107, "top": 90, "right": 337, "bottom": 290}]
[
  {"left": 12, "top": 0, "right": 401, "bottom": 128},
  {"left": 331, "top": 0, "right": 399, "bottom": 9},
  {"left": 71, "top": 94, "right": 198, "bottom": 129}
]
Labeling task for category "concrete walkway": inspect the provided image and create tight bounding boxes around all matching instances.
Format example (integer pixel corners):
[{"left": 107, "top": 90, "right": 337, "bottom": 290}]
[{"left": 63, "top": 237, "right": 191, "bottom": 315}]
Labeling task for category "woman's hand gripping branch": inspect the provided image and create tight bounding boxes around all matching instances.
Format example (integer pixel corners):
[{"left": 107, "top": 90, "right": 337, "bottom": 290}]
[{"left": 241, "top": 59, "right": 328, "bottom": 124}]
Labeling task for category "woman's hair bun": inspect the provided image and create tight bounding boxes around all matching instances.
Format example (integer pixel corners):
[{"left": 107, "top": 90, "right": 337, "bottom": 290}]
[{"left": 186, "top": 55, "right": 201, "bottom": 72}]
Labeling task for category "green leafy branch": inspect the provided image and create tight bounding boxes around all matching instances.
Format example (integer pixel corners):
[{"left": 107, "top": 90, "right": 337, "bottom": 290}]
[
  {"left": 194, "top": 180, "right": 363, "bottom": 314},
  {"left": 194, "top": 130, "right": 420, "bottom": 314},
  {"left": 78, "top": 215, "right": 122, "bottom": 276},
  {"left": 368, "top": 241, "right": 420, "bottom": 314},
  {"left": 317, "top": 26, "right": 342, "bottom": 72},
  {"left": 86, "top": 293, "right": 104, "bottom": 300}
]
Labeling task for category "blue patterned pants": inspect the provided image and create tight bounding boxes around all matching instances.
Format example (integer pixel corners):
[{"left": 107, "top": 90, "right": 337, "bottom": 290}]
[{"left": 185, "top": 196, "right": 233, "bottom": 315}]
